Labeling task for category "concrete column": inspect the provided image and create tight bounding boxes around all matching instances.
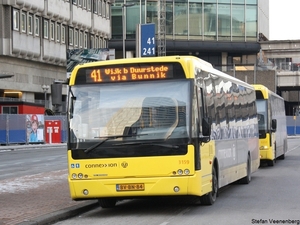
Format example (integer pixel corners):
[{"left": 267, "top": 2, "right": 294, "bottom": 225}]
[{"left": 221, "top": 52, "right": 228, "bottom": 72}]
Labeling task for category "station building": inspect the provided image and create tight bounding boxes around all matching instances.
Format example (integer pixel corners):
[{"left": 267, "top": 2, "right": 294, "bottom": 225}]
[
  {"left": 109, "top": 0, "right": 269, "bottom": 68},
  {"left": 0, "top": 0, "right": 111, "bottom": 113}
]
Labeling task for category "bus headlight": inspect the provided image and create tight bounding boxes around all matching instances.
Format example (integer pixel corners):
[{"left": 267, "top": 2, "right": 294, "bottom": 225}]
[
  {"left": 78, "top": 173, "right": 83, "bottom": 179},
  {"left": 177, "top": 169, "right": 183, "bottom": 175},
  {"left": 184, "top": 169, "right": 190, "bottom": 175},
  {"left": 72, "top": 173, "right": 77, "bottom": 179},
  {"left": 260, "top": 146, "right": 268, "bottom": 150}
]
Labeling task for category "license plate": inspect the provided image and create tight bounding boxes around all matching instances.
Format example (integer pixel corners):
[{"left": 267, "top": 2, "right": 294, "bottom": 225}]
[{"left": 116, "top": 183, "right": 145, "bottom": 191}]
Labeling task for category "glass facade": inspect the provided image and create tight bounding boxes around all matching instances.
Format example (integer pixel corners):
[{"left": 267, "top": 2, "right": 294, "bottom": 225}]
[{"left": 111, "top": 0, "right": 258, "bottom": 41}]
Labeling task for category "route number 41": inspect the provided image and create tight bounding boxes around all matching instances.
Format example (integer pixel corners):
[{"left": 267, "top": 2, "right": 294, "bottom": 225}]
[{"left": 147, "top": 37, "right": 155, "bottom": 45}]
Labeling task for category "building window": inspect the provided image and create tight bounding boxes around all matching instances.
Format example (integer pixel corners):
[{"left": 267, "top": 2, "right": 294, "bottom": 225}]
[
  {"left": 73, "top": 0, "right": 77, "bottom": 5},
  {"left": 90, "top": 35, "right": 94, "bottom": 48},
  {"left": 44, "top": 19, "right": 49, "bottom": 39},
  {"left": 103, "top": 39, "right": 107, "bottom": 48},
  {"left": 50, "top": 22, "right": 55, "bottom": 40},
  {"left": 2, "top": 106, "right": 18, "bottom": 114},
  {"left": 218, "top": 4, "right": 230, "bottom": 40},
  {"left": 83, "top": 0, "right": 87, "bottom": 8},
  {"left": 62, "top": 25, "right": 66, "bottom": 43},
  {"left": 84, "top": 33, "right": 88, "bottom": 48},
  {"left": 102, "top": 0, "right": 106, "bottom": 17},
  {"left": 87, "top": 0, "right": 91, "bottom": 11},
  {"left": 93, "top": 0, "right": 97, "bottom": 13},
  {"left": 98, "top": 0, "right": 102, "bottom": 15},
  {"left": 232, "top": 4, "right": 245, "bottom": 40},
  {"left": 13, "top": 9, "right": 20, "bottom": 31},
  {"left": 79, "top": 31, "right": 83, "bottom": 47},
  {"left": 78, "top": 0, "right": 82, "bottom": 7},
  {"left": 95, "top": 36, "right": 98, "bottom": 48},
  {"left": 69, "top": 28, "right": 74, "bottom": 45},
  {"left": 106, "top": 1, "right": 109, "bottom": 18},
  {"left": 28, "top": 14, "right": 33, "bottom": 34},
  {"left": 99, "top": 38, "right": 103, "bottom": 48},
  {"left": 21, "top": 12, "right": 26, "bottom": 33},
  {"left": 56, "top": 23, "right": 61, "bottom": 42},
  {"left": 204, "top": 3, "right": 217, "bottom": 39},
  {"left": 74, "top": 30, "right": 78, "bottom": 46},
  {"left": 35, "top": 16, "right": 40, "bottom": 36}
]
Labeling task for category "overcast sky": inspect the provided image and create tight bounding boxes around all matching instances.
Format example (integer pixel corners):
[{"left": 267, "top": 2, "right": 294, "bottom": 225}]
[{"left": 269, "top": 0, "right": 300, "bottom": 40}]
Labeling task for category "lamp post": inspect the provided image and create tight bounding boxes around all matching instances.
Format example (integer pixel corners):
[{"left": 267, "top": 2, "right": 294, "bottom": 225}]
[
  {"left": 122, "top": 3, "right": 135, "bottom": 59},
  {"left": 42, "top": 84, "right": 50, "bottom": 108}
]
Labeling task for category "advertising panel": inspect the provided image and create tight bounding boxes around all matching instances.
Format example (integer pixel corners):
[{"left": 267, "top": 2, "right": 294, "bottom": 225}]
[{"left": 26, "top": 114, "right": 44, "bottom": 143}]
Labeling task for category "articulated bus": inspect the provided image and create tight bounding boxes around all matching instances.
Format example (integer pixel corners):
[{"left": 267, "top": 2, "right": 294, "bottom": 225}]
[
  {"left": 252, "top": 84, "right": 287, "bottom": 166},
  {"left": 67, "top": 56, "right": 259, "bottom": 208}
]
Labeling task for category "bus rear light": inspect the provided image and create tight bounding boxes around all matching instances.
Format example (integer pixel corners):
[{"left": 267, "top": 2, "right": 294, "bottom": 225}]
[
  {"left": 173, "top": 186, "right": 180, "bottom": 193},
  {"left": 83, "top": 189, "right": 89, "bottom": 195}
]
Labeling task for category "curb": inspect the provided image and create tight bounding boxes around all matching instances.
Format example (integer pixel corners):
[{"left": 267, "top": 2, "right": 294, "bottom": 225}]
[
  {"left": 0, "top": 143, "right": 66, "bottom": 151},
  {"left": 16, "top": 201, "right": 99, "bottom": 225}
]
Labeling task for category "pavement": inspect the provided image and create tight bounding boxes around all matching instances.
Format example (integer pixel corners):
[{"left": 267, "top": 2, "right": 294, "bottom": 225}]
[
  {"left": 0, "top": 144, "right": 99, "bottom": 225},
  {"left": 0, "top": 135, "right": 299, "bottom": 225}
]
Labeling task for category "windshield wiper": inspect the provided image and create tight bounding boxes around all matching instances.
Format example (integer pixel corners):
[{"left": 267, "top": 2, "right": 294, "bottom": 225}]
[
  {"left": 84, "top": 134, "right": 148, "bottom": 153},
  {"left": 113, "top": 142, "right": 179, "bottom": 149}
]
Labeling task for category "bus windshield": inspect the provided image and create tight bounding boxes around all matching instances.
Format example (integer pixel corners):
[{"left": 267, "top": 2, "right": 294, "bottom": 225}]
[
  {"left": 68, "top": 80, "right": 191, "bottom": 149},
  {"left": 256, "top": 99, "right": 267, "bottom": 131}
]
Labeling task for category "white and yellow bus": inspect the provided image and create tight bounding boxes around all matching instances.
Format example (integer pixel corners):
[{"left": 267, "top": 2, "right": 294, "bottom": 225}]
[
  {"left": 67, "top": 56, "right": 260, "bottom": 208},
  {"left": 253, "top": 84, "right": 287, "bottom": 166}
]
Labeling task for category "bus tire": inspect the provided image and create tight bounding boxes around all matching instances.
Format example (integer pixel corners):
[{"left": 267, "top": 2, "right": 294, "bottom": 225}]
[
  {"left": 267, "top": 159, "right": 275, "bottom": 167},
  {"left": 278, "top": 141, "right": 286, "bottom": 160},
  {"left": 200, "top": 166, "right": 218, "bottom": 205},
  {"left": 278, "top": 154, "right": 285, "bottom": 160},
  {"left": 98, "top": 198, "right": 117, "bottom": 208},
  {"left": 240, "top": 155, "right": 251, "bottom": 184}
]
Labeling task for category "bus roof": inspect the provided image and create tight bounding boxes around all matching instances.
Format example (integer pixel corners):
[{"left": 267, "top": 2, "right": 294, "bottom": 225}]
[{"left": 252, "top": 84, "right": 284, "bottom": 100}]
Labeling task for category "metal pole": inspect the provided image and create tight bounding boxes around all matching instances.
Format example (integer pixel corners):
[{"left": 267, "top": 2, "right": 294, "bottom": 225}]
[
  {"left": 42, "top": 84, "right": 49, "bottom": 109},
  {"left": 44, "top": 91, "right": 47, "bottom": 108},
  {"left": 122, "top": 3, "right": 135, "bottom": 59},
  {"left": 122, "top": 6, "right": 125, "bottom": 59}
]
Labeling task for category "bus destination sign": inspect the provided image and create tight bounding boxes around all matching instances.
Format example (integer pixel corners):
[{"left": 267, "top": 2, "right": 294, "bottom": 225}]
[{"left": 85, "top": 64, "right": 174, "bottom": 83}]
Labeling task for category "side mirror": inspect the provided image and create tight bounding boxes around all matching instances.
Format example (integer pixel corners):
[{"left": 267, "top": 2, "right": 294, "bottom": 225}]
[
  {"left": 271, "top": 119, "right": 277, "bottom": 132},
  {"left": 202, "top": 117, "right": 211, "bottom": 137},
  {"left": 69, "top": 96, "right": 76, "bottom": 119}
]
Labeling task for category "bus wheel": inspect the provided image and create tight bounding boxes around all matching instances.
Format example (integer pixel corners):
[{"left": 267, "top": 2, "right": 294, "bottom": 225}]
[
  {"left": 240, "top": 155, "right": 251, "bottom": 184},
  {"left": 98, "top": 198, "right": 117, "bottom": 208},
  {"left": 200, "top": 166, "right": 218, "bottom": 205},
  {"left": 267, "top": 159, "right": 275, "bottom": 167}
]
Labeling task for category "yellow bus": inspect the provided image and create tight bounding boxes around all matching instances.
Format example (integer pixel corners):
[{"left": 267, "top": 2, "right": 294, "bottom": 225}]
[
  {"left": 67, "top": 56, "right": 260, "bottom": 208},
  {"left": 253, "top": 84, "right": 288, "bottom": 166}
]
